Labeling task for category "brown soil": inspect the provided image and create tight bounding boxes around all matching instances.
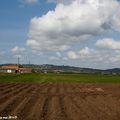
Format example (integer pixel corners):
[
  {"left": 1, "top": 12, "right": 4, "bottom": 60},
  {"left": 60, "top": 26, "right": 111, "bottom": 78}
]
[{"left": 0, "top": 83, "right": 120, "bottom": 120}]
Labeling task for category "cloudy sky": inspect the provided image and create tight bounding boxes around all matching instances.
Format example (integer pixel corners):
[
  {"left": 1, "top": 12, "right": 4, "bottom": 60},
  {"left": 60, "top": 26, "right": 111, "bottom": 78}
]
[{"left": 0, "top": 0, "right": 120, "bottom": 69}]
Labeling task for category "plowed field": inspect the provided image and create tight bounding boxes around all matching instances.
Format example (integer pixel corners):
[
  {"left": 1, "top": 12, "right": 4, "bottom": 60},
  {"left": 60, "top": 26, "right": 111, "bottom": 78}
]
[{"left": 0, "top": 83, "right": 120, "bottom": 120}]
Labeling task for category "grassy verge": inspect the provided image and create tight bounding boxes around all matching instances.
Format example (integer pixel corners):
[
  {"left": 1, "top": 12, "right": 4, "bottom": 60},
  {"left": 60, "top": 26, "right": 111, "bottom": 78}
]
[{"left": 0, "top": 73, "right": 120, "bottom": 83}]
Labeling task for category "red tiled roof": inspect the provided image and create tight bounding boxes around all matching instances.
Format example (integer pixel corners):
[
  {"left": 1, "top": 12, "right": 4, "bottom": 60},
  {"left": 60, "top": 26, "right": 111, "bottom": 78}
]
[
  {"left": 19, "top": 68, "right": 32, "bottom": 71},
  {"left": 0, "top": 65, "right": 32, "bottom": 71},
  {"left": 1, "top": 65, "right": 19, "bottom": 70}
]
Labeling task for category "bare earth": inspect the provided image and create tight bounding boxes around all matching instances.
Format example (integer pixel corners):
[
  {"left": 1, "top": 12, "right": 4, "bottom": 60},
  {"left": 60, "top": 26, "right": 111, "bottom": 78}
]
[{"left": 0, "top": 83, "right": 120, "bottom": 120}]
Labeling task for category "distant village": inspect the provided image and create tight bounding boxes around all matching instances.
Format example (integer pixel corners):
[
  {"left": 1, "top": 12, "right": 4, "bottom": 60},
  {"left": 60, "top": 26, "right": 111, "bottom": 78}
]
[{"left": 0, "top": 64, "right": 120, "bottom": 75}]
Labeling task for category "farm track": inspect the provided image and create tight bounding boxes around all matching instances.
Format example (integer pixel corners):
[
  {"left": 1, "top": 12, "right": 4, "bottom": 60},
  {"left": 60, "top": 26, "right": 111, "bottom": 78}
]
[{"left": 0, "top": 83, "right": 120, "bottom": 120}]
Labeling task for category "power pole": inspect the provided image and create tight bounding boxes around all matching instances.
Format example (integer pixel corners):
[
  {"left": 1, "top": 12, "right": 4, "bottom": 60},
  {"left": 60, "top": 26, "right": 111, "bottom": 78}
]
[
  {"left": 18, "top": 57, "right": 20, "bottom": 67},
  {"left": 29, "top": 60, "right": 31, "bottom": 65}
]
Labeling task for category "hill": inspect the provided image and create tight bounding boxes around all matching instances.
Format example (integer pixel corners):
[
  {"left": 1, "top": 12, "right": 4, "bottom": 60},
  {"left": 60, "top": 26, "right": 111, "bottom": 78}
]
[{"left": 0, "top": 64, "right": 120, "bottom": 74}]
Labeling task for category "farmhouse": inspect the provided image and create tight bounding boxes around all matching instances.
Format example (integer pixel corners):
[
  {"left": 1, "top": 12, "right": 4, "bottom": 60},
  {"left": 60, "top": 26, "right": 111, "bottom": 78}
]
[{"left": 0, "top": 65, "right": 32, "bottom": 73}]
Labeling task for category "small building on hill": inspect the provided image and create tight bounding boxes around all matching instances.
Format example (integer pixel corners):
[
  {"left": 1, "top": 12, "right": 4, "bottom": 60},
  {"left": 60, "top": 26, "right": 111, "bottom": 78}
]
[{"left": 0, "top": 65, "right": 32, "bottom": 73}]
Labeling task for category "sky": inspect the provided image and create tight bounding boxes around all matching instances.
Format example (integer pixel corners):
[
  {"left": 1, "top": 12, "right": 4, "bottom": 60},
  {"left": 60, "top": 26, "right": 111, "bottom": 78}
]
[{"left": 0, "top": 0, "right": 120, "bottom": 69}]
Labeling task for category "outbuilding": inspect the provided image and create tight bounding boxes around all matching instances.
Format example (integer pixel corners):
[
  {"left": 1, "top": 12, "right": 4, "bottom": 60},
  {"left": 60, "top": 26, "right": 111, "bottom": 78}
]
[{"left": 0, "top": 65, "right": 32, "bottom": 73}]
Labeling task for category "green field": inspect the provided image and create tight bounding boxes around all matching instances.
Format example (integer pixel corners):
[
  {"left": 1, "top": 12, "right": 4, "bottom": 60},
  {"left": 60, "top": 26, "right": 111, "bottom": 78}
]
[{"left": 0, "top": 73, "right": 120, "bottom": 83}]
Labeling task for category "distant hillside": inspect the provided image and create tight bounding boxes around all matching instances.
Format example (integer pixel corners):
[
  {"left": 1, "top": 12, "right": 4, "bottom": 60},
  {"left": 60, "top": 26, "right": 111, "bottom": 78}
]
[
  {"left": 0, "top": 64, "right": 120, "bottom": 74},
  {"left": 104, "top": 68, "right": 120, "bottom": 74},
  {"left": 22, "top": 64, "right": 102, "bottom": 73}
]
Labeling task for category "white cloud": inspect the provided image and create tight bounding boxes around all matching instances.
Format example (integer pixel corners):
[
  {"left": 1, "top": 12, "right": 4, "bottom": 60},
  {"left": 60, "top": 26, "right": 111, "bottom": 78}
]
[
  {"left": 19, "top": 0, "right": 39, "bottom": 5},
  {"left": 79, "top": 47, "right": 98, "bottom": 59},
  {"left": 67, "top": 44, "right": 120, "bottom": 66},
  {"left": 68, "top": 51, "right": 78, "bottom": 59},
  {"left": 49, "top": 51, "right": 67, "bottom": 61},
  {"left": 47, "top": 0, "right": 74, "bottom": 4},
  {"left": 110, "top": 55, "right": 120, "bottom": 62},
  {"left": 11, "top": 46, "right": 25, "bottom": 54},
  {"left": 67, "top": 47, "right": 102, "bottom": 61},
  {"left": 96, "top": 38, "right": 120, "bottom": 50},
  {"left": 49, "top": 56, "right": 67, "bottom": 61},
  {"left": 27, "top": 0, "right": 120, "bottom": 52}
]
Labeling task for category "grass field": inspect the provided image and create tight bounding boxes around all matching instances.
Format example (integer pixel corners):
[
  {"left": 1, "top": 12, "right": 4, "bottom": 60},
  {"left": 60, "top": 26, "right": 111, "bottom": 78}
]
[{"left": 0, "top": 73, "right": 120, "bottom": 83}]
